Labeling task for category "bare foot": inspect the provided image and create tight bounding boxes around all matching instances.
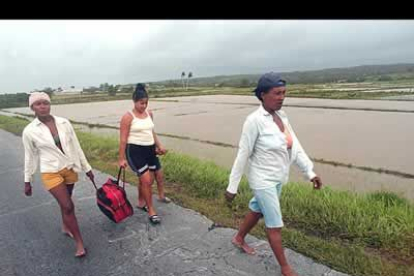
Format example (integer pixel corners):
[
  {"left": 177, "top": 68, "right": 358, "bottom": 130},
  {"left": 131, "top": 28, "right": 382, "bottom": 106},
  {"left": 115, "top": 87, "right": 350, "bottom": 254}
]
[
  {"left": 281, "top": 266, "right": 298, "bottom": 276},
  {"left": 231, "top": 236, "right": 256, "bottom": 255},
  {"left": 75, "top": 247, "right": 87, "bottom": 258}
]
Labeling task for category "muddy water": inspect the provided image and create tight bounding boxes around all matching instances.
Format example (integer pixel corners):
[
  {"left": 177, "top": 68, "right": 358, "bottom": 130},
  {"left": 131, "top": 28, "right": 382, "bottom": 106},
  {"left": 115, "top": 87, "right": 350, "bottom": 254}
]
[
  {"left": 158, "top": 95, "right": 414, "bottom": 111},
  {"left": 73, "top": 125, "right": 414, "bottom": 201},
  {"left": 6, "top": 95, "right": 414, "bottom": 201}
]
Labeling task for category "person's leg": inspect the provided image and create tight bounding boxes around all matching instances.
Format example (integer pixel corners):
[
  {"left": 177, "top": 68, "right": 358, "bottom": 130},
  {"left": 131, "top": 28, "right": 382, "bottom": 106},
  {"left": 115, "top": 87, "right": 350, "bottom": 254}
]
[
  {"left": 154, "top": 169, "right": 170, "bottom": 202},
  {"left": 231, "top": 195, "right": 263, "bottom": 254},
  {"left": 139, "top": 170, "right": 157, "bottom": 217},
  {"left": 61, "top": 169, "right": 78, "bottom": 238},
  {"left": 232, "top": 210, "right": 262, "bottom": 254},
  {"left": 49, "top": 184, "right": 86, "bottom": 257},
  {"left": 150, "top": 154, "right": 170, "bottom": 203},
  {"left": 126, "top": 144, "right": 148, "bottom": 208},
  {"left": 258, "top": 185, "right": 296, "bottom": 276},
  {"left": 266, "top": 228, "right": 297, "bottom": 276},
  {"left": 154, "top": 169, "right": 164, "bottom": 199},
  {"left": 62, "top": 183, "right": 75, "bottom": 238},
  {"left": 137, "top": 178, "right": 146, "bottom": 208}
]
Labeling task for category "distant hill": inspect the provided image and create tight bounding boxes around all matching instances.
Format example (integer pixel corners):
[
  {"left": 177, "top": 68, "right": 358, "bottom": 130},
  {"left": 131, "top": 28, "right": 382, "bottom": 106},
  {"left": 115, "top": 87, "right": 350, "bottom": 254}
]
[{"left": 150, "top": 63, "right": 414, "bottom": 87}]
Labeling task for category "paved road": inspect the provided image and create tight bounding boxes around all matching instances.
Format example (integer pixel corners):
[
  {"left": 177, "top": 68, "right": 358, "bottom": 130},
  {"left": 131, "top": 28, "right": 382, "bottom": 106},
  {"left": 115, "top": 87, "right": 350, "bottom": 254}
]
[{"left": 0, "top": 129, "right": 349, "bottom": 276}]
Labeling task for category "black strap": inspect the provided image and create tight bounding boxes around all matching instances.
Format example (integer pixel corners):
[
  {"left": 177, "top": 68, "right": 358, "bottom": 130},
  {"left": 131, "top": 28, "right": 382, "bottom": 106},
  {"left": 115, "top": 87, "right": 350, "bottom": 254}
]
[
  {"left": 116, "top": 167, "right": 126, "bottom": 189},
  {"left": 90, "top": 179, "right": 98, "bottom": 190}
]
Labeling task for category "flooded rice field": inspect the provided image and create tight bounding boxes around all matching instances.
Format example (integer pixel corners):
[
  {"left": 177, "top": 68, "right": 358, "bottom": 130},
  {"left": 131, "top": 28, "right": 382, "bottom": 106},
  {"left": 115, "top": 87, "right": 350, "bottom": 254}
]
[{"left": 6, "top": 95, "right": 414, "bottom": 201}]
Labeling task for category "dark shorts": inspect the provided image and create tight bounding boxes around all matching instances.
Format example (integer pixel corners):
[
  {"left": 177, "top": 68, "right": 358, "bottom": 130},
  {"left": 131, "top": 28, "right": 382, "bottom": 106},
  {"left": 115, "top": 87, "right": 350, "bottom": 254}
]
[{"left": 126, "top": 144, "right": 161, "bottom": 176}]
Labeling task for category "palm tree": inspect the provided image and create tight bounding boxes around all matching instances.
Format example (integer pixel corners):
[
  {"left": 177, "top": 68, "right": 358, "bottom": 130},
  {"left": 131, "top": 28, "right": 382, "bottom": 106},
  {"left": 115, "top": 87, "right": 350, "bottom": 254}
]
[
  {"left": 186, "top": 72, "right": 193, "bottom": 90},
  {"left": 181, "top": 72, "right": 186, "bottom": 90}
]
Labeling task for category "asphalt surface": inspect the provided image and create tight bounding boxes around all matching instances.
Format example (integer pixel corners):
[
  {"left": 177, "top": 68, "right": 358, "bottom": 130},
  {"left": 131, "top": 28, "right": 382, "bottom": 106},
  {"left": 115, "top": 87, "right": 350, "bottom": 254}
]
[{"left": 0, "top": 129, "right": 349, "bottom": 276}]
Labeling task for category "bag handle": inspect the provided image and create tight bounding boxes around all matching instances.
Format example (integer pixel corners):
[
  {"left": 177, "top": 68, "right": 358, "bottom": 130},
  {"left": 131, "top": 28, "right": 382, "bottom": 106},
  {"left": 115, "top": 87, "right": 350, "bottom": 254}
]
[
  {"left": 116, "top": 166, "right": 126, "bottom": 189},
  {"left": 89, "top": 167, "right": 126, "bottom": 190},
  {"left": 90, "top": 178, "right": 98, "bottom": 190}
]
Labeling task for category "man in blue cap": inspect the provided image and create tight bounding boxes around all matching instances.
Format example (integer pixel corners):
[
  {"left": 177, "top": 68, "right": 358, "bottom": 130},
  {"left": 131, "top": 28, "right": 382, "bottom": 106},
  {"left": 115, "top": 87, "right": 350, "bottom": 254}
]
[{"left": 225, "top": 72, "right": 323, "bottom": 276}]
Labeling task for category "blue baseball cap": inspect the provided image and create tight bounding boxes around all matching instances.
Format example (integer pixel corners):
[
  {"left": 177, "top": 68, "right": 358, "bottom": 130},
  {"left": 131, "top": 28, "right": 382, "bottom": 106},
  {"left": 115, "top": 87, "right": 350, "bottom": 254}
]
[{"left": 253, "top": 72, "right": 286, "bottom": 100}]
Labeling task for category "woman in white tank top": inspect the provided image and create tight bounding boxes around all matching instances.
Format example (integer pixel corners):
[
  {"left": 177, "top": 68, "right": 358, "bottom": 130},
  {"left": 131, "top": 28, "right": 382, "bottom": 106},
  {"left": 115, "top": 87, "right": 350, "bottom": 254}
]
[{"left": 118, "top": 83, "right": 169, "bottom": 224}]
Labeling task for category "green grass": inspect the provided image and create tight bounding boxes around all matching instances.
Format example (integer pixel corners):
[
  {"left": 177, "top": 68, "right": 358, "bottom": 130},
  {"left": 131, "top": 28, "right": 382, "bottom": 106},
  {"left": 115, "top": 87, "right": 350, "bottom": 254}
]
[
  {"left": 1, "top": 114, "right": 414, "bottom": 276},
  {"left": 282, "top": 184, "right": 414, "bottom": 259},
  {"left": 0, "top": 115, "right": 29, "bottom": 135}
]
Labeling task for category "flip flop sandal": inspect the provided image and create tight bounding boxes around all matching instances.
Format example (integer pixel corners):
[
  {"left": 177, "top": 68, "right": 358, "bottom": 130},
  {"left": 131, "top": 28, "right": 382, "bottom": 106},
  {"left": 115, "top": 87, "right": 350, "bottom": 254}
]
[
  {"left": 149, "top": 215, "right": 161, "bottom": 224},
  {"left": 136, "top": 205, "right": 149, "bottom": 212}
]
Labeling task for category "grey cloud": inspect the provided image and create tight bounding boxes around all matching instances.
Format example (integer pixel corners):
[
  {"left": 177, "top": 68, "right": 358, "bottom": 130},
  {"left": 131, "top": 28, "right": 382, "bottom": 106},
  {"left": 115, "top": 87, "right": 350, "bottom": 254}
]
[{"left": 1, "top": 20, "right": 414, "bottom": 93}]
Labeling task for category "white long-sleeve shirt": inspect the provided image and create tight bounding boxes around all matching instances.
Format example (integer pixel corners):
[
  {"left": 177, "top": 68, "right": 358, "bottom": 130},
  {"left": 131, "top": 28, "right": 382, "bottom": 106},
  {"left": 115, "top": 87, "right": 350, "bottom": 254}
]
[
  {"left": 22, "top": 116, "right": 92, "bottom": 182},
  {"left": 226, "top": 105, "right": 316, "bottom": 194}
]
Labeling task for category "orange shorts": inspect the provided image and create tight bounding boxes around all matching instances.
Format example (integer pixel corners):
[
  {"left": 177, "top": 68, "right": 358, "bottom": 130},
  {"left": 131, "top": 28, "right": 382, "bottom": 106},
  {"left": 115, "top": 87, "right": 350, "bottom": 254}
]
[{"left": 41, "top": 168, "right": 78, "bottom": 190}]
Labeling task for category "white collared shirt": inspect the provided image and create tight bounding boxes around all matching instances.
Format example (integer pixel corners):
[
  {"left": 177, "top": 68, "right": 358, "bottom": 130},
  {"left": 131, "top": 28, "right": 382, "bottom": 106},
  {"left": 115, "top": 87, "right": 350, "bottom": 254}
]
[
  {"left": 226, "top": 105, "right": 316, "bottom": 194},
  {"left": 22, "top": 116, "right": 92, "bottom": 182}
]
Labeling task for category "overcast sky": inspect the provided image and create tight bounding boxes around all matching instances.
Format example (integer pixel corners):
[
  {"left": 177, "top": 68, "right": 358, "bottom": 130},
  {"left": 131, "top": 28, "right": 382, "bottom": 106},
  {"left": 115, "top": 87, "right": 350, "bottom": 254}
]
[{"left": 1, "top": 20, "right": 414, "bottom": 93}]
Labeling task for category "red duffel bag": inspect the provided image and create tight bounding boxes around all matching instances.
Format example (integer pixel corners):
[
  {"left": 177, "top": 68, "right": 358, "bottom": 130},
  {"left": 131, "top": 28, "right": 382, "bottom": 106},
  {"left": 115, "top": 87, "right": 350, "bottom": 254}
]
[{"left": 91, "top": 167, "right": 134, "bottom": 223}]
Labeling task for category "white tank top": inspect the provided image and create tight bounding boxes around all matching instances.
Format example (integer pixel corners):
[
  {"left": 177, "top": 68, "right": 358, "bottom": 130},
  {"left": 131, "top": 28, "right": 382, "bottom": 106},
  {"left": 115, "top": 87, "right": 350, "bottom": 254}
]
[{"left": 127, "top": 110, "right": 155, "bottom": 146}]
